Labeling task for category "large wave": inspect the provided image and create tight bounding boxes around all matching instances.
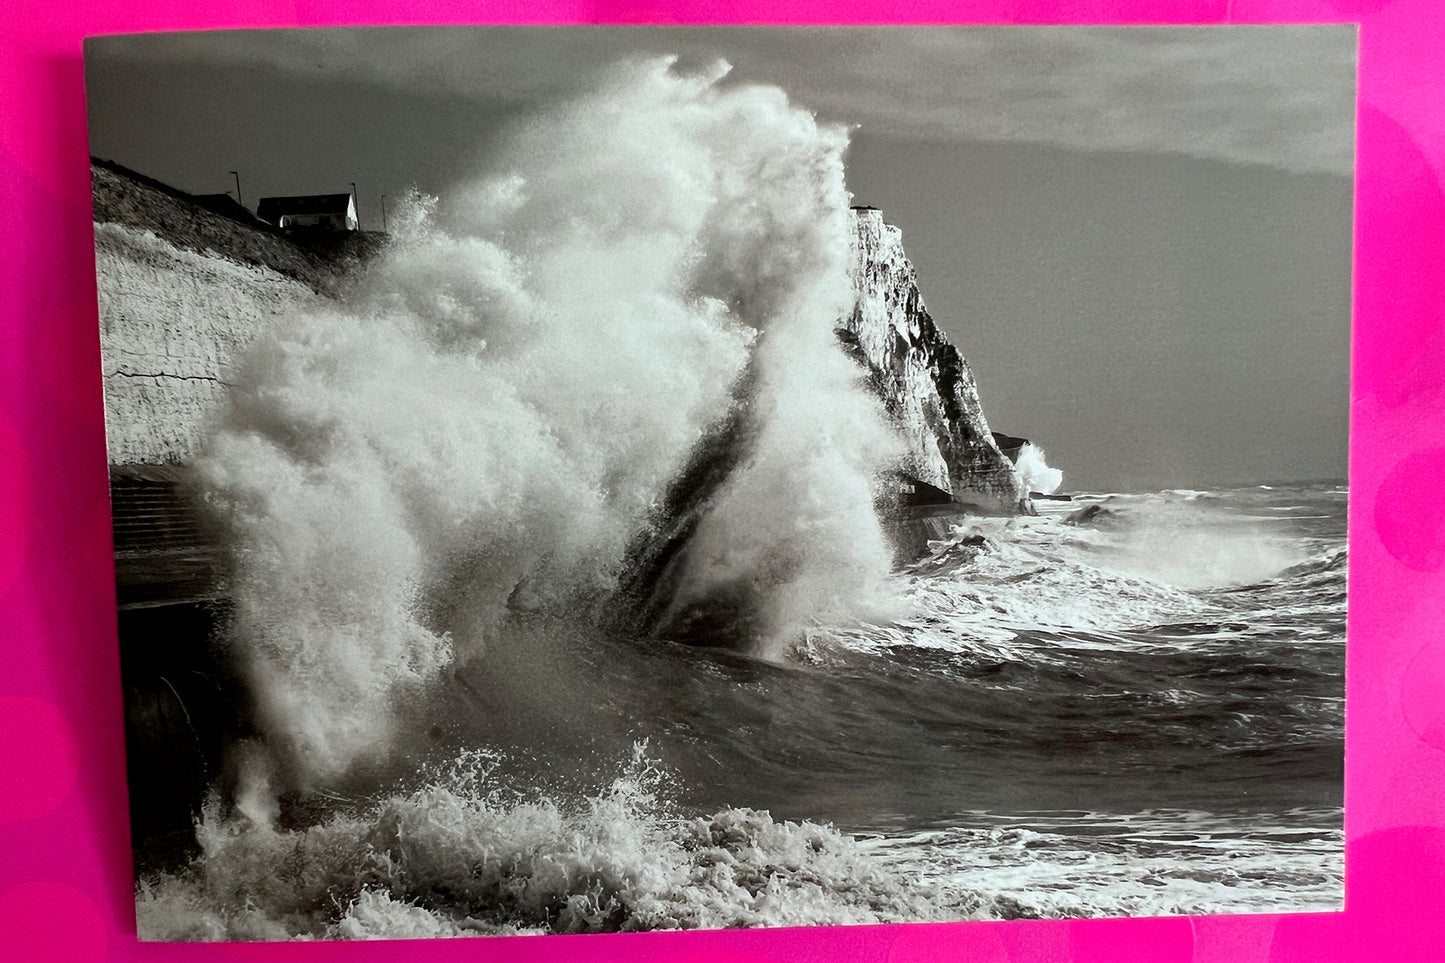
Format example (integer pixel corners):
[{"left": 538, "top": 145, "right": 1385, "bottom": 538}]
[
  {"left": 194, "top": 57, "right": 900, "bottom": 786},
  {"left": 136, "top": 747, "right": 958, "bottom": 940}
]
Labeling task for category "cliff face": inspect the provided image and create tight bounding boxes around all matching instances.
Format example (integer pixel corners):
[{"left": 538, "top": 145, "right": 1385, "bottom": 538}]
[
  {"left": 842, "top": 208, "right": 1024, "bottom": 511},
  {"left": 96, "top": 222, "right": 319, "bottom": 465},
  {"left": 93, "top": 161, "right": 377, "bottom": 466},
  {"left": 95, "top": 165, "right": 1022, "bottom": 514}
]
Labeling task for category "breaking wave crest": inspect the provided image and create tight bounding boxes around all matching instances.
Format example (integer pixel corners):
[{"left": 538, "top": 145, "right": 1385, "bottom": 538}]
[
  {"left": 136, "top": 746, "right": 961, "bottom": 941},
  {"left": 1013, "top": 442, "right": 1063, "bottom": 495}
]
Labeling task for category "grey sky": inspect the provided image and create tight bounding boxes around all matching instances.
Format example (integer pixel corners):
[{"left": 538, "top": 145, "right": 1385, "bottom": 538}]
[{"left": 85, "top": 26, "right": 1356, "bottom": 491}]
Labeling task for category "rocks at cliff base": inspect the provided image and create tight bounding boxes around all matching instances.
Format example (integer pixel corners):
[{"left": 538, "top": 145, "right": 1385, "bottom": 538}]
[
  {"left": 1064, "top": 504, "right": 1117, "bottom": 526},
  {"left": 991, "top": 432, "right": 1029, "bottom": 463}
]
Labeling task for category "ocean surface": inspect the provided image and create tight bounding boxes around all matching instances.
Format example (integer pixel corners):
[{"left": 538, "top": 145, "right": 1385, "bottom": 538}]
[{"left": 137, "top": 481, "right": 1346, "bottom": 939}]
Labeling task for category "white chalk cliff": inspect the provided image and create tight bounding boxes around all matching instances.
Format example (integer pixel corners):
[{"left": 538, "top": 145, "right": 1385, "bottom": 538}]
[
  {"left": 841, "top": 207, "right": 1024, "bottom": 510},
  {"left": 94, "top": 165, "right": 1025, "bottom": 517}
]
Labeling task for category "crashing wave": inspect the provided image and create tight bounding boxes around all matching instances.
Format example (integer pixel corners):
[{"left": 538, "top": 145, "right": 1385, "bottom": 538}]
[{"left": 136, "top": 747, "right": 963, "bottom": 940}]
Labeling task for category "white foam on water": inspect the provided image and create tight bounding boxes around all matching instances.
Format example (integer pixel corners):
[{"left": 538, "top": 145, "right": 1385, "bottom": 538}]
[
  {"left": 861, "top": 808, "right": 1343, "bottom": 919},
  {"left": 828, "top": 490, "right": 1316, "bottom": 659},
  {"left": 135, "top": 746, "right": 956, "bottom": 940}
]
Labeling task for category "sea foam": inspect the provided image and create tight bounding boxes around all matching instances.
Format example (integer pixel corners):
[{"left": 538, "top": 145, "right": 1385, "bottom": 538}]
[{"left": 136, "top": 747, "right": 958, "bottom": 940}]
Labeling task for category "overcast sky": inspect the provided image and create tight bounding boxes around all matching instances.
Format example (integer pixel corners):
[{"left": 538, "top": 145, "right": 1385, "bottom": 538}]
[{"left": 85, "top": 26, "right": 1357, "bottom": 491}]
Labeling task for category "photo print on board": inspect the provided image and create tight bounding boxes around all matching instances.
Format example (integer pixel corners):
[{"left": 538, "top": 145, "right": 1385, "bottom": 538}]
[{"left": 86, "top": 25, "right": 1355, "bottom": 940}]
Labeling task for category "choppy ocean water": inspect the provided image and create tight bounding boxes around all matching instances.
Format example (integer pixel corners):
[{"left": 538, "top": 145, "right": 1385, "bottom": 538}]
[{"left": 137, "top": 482, "right": 1345, "bottom": 939}]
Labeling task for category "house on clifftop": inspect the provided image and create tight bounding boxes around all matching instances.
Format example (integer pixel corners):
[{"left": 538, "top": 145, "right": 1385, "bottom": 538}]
[{"left": 257, "top": 193, "right": 358, "bottom": 231}]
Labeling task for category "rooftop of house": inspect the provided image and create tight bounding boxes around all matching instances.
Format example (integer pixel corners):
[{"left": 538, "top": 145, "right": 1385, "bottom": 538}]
[{"left": 256, "top": 194, "right": 355, "bottom": 221}]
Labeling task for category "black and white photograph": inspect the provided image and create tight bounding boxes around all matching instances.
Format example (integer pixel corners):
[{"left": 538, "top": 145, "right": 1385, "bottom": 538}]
[{"left": 87, "top": 26, "right": 1354, "bottom": 940}]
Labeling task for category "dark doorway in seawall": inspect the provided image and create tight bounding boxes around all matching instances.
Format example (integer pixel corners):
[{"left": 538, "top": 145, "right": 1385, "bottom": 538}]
[
  {"left": 118, "top": 600, "right": 243, "bottom": 873},
  {"left": 110, "top": 466, "right": 248, "bottom": 871}
]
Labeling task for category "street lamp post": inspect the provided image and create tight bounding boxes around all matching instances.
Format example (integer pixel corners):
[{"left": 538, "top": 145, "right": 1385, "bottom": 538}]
[{"left": 229, "top": 171, "right": 242, "bottom": 210}]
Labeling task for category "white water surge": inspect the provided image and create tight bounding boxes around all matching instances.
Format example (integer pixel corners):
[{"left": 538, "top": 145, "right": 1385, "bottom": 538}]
[
  {"left": 194, "top": 57, "right": 900, "bottom": 786},
  {"left": 1013, "top": 442, "right": 1063, "bottom": 495}
]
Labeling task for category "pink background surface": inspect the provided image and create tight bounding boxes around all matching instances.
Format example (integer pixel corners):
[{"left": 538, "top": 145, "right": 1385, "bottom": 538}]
[{"left": 2, "top": 0, "right": 1442, "bottom": 960}]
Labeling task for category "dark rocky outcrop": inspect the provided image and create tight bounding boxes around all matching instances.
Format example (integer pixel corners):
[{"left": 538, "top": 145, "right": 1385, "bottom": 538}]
[{"left": 991, "top": 431, "right": 1030, "bottom": 463}]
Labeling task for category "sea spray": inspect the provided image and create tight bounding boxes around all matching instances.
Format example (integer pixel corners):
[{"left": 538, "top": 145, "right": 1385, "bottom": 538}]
[
  {"left": 1014, "top": 443, "right": 1063, "bottom": 495},
  {"left": 195, "top": 57, "right": 904, "bottom": 784},
  {"left": 1079, "top": 492, "right": 1308, "bottom": 591},
  {"left": 480, "top": 57, "right": 905, "bottom": 658},
  {"left": 660, "top": 320, "right": 905, "bottom": 659}
]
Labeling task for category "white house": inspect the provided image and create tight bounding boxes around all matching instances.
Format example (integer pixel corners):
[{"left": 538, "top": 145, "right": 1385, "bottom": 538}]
[{"left": 256, "top": 193, "right": 358, "bottom": 231}]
